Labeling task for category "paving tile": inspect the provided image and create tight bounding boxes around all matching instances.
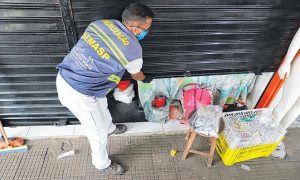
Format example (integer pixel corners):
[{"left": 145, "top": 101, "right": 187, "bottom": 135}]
[
  {"left": 150, "top": 135, "right": 178, "bottom": 154},
  {"left": 132, "top": 172, "right": 159, "bottom": 180},
  {"left": 236, "top": 163, "right": 281, "bottom": 180},
  {"left": 175, "top": 169, "right": 211, "bottom": 180},
  {"left": 130, "top": 136, "right": 153, "bottom": 154},
  {"left": 0, "top": 153, "right": 23, "bottom": 180},
  {"left": 274, "top": 162, "right": 300, "bottom": 180},
  {"left": 217, "top": 166, "right": 243, "bottom": 180},
  {"left": 109, "top": 136, "right": 131, "bottom": 155},
  {"left": 108, "top": 174, "right": 133, "bottom": 180},
  {"left": 1, "top": 129, "right": 300, "bottom": 180},
  {"left": 131, "top": 153, "right": 154, "bottom": 174},
  {"left": 157, "top": 171, "right": 178, "bottom": 180},
  {"left": 152, "top": 153, "right": 176, "bottom": 172},
  {"left": 173, "top": 151, "right": 208, "bottom": 171}
]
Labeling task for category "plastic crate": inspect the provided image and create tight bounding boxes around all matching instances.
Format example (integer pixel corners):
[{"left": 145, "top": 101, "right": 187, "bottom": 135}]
[
  {"left": 216, "top": 133, "right": 284, "bottom": 166},
  {"left": 221, "top": 108, "right": 286, "bottom": 149}
]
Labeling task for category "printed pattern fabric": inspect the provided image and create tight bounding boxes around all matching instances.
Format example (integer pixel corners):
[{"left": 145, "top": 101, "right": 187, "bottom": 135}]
[{"left": 138, "top": 73, "right": 256, "bottom": 123}]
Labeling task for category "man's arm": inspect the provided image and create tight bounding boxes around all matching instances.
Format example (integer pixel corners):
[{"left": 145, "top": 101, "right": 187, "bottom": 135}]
[{"left": 125, "top": 58, "right": 153, "bottom": 83}]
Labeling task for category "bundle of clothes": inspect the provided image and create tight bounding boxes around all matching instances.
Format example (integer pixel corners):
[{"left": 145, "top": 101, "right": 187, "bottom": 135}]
[{"left": 137, "top": 73, "right": 256, "bottom": 123}]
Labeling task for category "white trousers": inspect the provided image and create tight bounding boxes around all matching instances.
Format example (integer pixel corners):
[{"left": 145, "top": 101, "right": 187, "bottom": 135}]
[{"left": 56, "top": 73, "right": 116, "bottom": 170}]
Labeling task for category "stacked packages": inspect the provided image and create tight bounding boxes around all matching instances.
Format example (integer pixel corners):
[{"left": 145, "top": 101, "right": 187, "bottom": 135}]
[
  {"left": 222, "top": 109, "right": 286, "bottom": 149},
  {"left": 189, "top": 105, "right": 222, "bottom": 137}
]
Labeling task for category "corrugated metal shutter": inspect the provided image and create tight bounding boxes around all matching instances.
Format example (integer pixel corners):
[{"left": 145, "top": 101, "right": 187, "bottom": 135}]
[
  {"left": 72, "top": 0, "right": 300, "bottom": 77},
  {"left": 1, "top": 0, "right": 300, "bottom": 126},
  {"left": 0, "top": 0, "right": 75, "bottom": 126}
]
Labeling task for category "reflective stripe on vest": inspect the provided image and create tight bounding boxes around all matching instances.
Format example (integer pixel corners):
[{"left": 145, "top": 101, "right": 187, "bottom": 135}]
[
  {"left": 89, "top": 23, "right": 129, "bottom": 67},
  {"left": 107, "top": 74, "right": 121, "bottom": 84}
]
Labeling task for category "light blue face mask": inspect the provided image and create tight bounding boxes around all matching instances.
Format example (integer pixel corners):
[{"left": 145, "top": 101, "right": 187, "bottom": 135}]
[{"left": 136, "top": 30, "right": 149, "bottom": 41}]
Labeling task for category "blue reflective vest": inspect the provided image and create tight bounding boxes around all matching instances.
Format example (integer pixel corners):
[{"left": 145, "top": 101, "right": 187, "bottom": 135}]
[{"left": 57, "top": 19, "right": 142, "bottom": 97}]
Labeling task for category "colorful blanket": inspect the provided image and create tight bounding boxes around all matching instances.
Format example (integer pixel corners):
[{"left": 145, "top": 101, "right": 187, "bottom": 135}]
[{"left": 138, "top": 73, "right": 256, "bottom": 123}]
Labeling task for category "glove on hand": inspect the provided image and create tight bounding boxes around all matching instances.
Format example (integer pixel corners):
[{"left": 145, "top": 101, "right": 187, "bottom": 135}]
[{"left": 142, "top": 74, "right": 154, "bottom": 83}]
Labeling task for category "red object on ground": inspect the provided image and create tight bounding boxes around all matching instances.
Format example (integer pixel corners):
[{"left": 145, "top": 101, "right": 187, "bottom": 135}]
[
  {"left": 256, "top": 50, "right": 300, "bottom": 108},
  {"left": 118, "top": 80, "right": 130, "bottom": 91},
  {"left": 152, "top": 96, "right": 167, "bottom": 108}
]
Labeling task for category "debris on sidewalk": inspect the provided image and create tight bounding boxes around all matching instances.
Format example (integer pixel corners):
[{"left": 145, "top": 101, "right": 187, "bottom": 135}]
[
  {"left": 170, "top": 149, "right": 177, "bottom": 157},
  {"left": 0, "top": 120, "right": 28, "bottom": 154},
  {"left": 241, "top": 164, "right": 251, "bottom": 171},
  {"left": 57, "top": 149, "right": 79, "bottom": 159},
  {"left": 60, "top": 140, "right": 73, "bottom": 151},
  {"left": 271, "top": 142, "right": 287, "bottom": 159}
]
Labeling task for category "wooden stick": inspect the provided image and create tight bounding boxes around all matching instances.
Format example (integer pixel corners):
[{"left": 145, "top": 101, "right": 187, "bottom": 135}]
[
  {"left": 189, "top": 150, "right": 209, "bottom": 157},
  {"left": 207, "top": 137, "right": 217, "bottom": 167},
  {"left": 185, "top": 128, "right": 192, "bottom": 140},
  {"left": 181, "top": 131, "right": 197, "bottom": 160},
  {"left": 0, "top": 121, "right": 10, "bottom": 147}
]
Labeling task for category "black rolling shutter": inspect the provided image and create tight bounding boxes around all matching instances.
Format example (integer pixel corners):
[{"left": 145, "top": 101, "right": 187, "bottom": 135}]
[{"left": 0, "top": 0, "right": 299, "bottom": 126}]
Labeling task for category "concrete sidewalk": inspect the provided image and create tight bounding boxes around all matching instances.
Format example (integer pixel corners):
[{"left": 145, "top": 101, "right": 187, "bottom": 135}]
[{"left": 1, "top": 129, "right": 300, "bottom": 180}]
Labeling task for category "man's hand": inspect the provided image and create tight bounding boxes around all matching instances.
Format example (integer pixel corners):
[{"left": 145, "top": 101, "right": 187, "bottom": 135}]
[
  {"left": 130, "top": 71, "right": 145, "bottom": 81},
  {"left": 278, "top": 63, "right": 291, "bottom": 80},
  {"left": 130, "top": 71, "right": 154, "bottom": 83}
]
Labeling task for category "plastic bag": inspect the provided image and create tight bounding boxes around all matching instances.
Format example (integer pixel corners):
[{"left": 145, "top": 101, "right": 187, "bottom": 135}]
[
  {"left": 144, "top": 97, "right": 170, "bottom": 123},
  {"left": 113, "top": 84, "right": 135, "bottom": 104},
  {"left": 222, "top": 109, "right": 286, "bottom": 148},
  {"left": 188, "top": 105, "right": 222, "bottom": 137}
]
